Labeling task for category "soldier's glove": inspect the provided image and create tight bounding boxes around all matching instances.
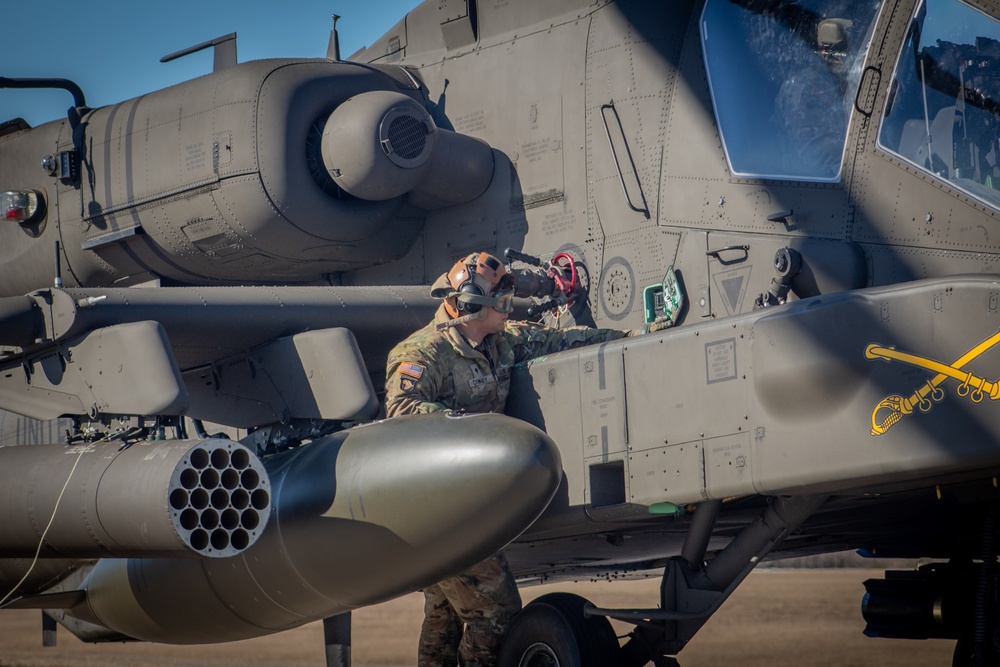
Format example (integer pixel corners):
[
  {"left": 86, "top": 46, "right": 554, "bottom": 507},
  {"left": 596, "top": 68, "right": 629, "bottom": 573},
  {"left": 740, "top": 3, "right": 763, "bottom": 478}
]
[{"left": 641, "top": 315, "right": 673, "bottom": 334}]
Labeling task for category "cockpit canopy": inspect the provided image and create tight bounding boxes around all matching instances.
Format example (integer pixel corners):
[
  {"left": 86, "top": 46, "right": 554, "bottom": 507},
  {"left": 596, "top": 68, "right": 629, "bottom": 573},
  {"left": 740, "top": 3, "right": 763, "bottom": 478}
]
[
  {"left": 878, "top": 0, "right": 1000, "bottom": 211},
  {"left": 701, "top": 0, "right": 882, "bottom": 182}
]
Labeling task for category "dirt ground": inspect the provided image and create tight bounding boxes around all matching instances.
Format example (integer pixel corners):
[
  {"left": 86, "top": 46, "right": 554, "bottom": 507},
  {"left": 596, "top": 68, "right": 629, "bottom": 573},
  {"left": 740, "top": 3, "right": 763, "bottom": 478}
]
[{"left": 0, "top": 569, "right": 956, "bottom": 667}]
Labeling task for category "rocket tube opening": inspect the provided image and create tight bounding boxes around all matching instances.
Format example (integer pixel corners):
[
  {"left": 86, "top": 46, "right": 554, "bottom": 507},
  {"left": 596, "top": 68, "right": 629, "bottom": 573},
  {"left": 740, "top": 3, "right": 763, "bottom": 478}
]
[
  {"left": 230, "top": 448, "right": 250, "bottom": 470},
  {"left": 180, "top": 509, "right": 199, "bottom": 530},
  {"left": 179, "top": 468, "right": 199, "bottom": 489},
  {"left": 230, "top": 489, "right": 249, "bottom": 510},
  {"left": 200, "top": 468, "right": 220, "bottom": 489},
  {"left": 250, "top": 489, "right": 269, "bottom": 510},
  {"left": 169, "top": 489, "right": 189, "bottom": 510},
  {"left": 200, "top": 509, "right": 219, "bottom": 530},
  {"left": 231, "top": 529, "right": 250, "bottom": 550},
  {"left": 190, "top": 489, "right": 209, "bottom": 510},
  {"left": 210, "top": 529, "right": 229, "bottom": 551},
  {"left": 241, "top": 469, "right": 260, "bottom": 490},
  {"left": 190, "top": 529, "right": 209, "bottom": 551},
  {"left": 211, "top": 489, "right": 229, "bottom": 510},
  {"left": 220, "top": 468, "right": 240, "bottom": 490},
  {"left": 221, "top": 508, "right": 240, "bottom": 530},
  {"left": 210, "top": 448, "right": 230, "bottom": 470},
  {"left": 241, "top": 510, "right": 260, "bottom": 530},
  {"left": 189, "top": 448, "right": 210, "bottom": 470}
]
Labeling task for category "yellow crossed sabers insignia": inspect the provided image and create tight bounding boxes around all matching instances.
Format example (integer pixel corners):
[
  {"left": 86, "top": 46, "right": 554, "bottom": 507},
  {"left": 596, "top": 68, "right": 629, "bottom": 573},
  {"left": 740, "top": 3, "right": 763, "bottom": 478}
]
[{"left": 866, "top": 330, "right": 1000, "bottom": 436}]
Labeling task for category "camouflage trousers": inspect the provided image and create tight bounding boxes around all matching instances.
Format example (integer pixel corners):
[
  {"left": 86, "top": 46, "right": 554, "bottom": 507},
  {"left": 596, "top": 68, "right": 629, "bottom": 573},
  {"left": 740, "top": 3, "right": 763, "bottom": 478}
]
[{"left": 417, "top": 552, "right": 522, "bottom": 667}]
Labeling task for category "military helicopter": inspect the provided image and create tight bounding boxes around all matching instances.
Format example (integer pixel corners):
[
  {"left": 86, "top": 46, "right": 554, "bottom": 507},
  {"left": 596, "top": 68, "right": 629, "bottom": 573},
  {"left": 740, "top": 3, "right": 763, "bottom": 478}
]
[{"left": 3, "top": 0, "right": 1000, "bottom": 665}]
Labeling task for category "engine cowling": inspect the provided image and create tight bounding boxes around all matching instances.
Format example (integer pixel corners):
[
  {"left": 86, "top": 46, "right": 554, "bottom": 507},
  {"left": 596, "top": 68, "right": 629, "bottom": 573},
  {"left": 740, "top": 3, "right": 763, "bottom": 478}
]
[{"left": 0, "top": 60, "right": 495, "bottom": 294}]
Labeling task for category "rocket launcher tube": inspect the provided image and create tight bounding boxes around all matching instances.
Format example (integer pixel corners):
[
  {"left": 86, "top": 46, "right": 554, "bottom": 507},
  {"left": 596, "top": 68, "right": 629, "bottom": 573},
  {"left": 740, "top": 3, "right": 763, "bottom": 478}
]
[
  {"left": 73, "top": 413, "right": 561, "bottom": 644},
  {"left": 0, "top": 439, "right": 270, "bottom": 559}
]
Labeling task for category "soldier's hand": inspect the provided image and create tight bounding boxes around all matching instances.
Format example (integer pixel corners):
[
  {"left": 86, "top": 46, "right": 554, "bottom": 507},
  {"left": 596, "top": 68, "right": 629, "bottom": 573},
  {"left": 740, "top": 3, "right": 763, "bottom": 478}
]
[{"left": 643, "top": 315, "right": 673, "bottom": 334}]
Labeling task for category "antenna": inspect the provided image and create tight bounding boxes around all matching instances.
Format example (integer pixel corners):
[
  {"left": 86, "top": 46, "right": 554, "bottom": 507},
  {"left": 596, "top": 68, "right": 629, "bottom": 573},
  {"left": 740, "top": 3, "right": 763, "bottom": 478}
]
[
  {"left": 327, "top": 14, "right": 342, "bottom": 61},
  {"left": 161, "top": 33, "right": 238, "bottom": 73}
]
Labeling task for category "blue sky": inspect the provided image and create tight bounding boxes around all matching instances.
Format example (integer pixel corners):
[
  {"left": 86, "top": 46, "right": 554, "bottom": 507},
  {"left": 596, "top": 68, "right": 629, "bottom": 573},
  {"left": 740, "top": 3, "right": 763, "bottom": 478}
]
[{"left": 2, "top": 0, "right": 421, "bottom": 127}]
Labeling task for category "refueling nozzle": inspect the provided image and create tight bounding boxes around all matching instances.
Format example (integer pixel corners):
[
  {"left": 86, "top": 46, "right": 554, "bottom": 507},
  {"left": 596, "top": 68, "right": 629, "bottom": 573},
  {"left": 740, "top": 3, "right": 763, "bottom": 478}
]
[{"left": 754, "top": 247, "right": 802, "bottom": 309}]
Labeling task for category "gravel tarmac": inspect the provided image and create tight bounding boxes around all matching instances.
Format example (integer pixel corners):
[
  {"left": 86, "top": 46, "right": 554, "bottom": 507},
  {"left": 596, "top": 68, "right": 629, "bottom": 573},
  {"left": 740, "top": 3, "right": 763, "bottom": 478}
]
[{"left": 0, "top": 569, "right": 956, "bottom": 667}]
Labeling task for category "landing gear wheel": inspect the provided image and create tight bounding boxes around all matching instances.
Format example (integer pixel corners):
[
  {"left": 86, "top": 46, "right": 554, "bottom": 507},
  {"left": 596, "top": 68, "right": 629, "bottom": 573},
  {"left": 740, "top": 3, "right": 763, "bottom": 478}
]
[
  {"left": 498, "top": 592, "right": 620, "bottom": 667},
  {"left": 953, "top": 635, "right": 1000, "bottom": 667}
]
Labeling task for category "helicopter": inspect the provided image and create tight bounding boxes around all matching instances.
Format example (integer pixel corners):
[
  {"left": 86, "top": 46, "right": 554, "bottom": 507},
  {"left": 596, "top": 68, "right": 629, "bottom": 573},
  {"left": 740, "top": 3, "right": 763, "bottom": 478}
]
[{"left": 3, "top": 0, "right": 1000, "bottom": 665}]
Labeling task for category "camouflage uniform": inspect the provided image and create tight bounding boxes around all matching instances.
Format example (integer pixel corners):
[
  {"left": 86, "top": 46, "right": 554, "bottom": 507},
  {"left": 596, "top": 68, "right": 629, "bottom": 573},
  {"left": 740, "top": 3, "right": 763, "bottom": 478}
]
[
  {"left": 386, "top": 304, "right": 638, "bottom": 667},
  {"left": 386, "top": 305, "right": 636, "bottom": 418},
  {"left": 419, "top": 553, "right": 521, "bottom": 667}
]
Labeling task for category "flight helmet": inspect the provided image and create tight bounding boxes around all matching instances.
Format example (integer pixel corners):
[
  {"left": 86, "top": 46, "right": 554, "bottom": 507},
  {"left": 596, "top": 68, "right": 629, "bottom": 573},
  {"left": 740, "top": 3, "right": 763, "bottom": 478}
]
[{"left": 431, "top": 252, "right": 516, "bottom": 319}]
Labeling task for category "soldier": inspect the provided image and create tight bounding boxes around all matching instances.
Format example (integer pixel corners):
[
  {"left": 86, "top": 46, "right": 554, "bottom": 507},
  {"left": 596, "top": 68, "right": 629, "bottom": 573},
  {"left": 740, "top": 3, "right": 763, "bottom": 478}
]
[{"left": 385, "top": 251, "right": 663, "bottom": 667}]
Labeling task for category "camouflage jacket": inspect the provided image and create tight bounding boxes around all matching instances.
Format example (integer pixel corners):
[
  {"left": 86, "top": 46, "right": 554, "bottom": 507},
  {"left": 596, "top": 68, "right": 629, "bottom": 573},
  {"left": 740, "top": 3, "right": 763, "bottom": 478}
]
[{"left": 385, "top": 305, "right": 637, "bottom": 417}]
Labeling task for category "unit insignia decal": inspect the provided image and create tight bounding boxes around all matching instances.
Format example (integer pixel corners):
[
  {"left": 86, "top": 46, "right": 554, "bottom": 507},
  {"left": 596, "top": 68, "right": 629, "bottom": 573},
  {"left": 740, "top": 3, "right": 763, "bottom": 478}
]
[{"left": 866, "top": 330, "right": 1000, "bottom": 436}]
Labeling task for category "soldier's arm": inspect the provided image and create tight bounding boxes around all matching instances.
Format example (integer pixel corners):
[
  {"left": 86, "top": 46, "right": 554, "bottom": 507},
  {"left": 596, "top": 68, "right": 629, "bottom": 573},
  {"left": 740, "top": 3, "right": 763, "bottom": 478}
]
[
  {"left": 505, "top": 313, "right": 677, "bottom": 362},
  {"left": 505, "top": 322, "right": 634, "bottom": 362},
  {"left": 384, "top": 351, "right": 448, "bottom": 417}
]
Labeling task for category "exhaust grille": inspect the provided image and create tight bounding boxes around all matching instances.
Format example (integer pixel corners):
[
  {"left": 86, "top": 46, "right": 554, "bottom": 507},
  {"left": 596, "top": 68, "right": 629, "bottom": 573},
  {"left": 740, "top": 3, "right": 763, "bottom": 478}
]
[
  {"left": 378, "top": 106, "right": 432, "bottom": 168},
  {"left": 386, "top": 115, "right": 428, "bottom": 160}
]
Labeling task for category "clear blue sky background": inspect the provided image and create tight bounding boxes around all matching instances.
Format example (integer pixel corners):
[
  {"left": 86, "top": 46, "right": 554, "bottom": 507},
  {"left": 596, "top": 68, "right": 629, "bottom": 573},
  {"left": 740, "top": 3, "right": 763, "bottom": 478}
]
[{"left": 2, "top": 0, "right": 421, "bottom": 127}]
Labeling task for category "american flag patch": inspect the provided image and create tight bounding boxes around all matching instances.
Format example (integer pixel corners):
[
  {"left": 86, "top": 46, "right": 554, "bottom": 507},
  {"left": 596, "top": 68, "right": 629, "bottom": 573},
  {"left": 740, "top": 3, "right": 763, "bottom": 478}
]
[{"left": 398, "top": 362, "right": 424, "bottom": 379}]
